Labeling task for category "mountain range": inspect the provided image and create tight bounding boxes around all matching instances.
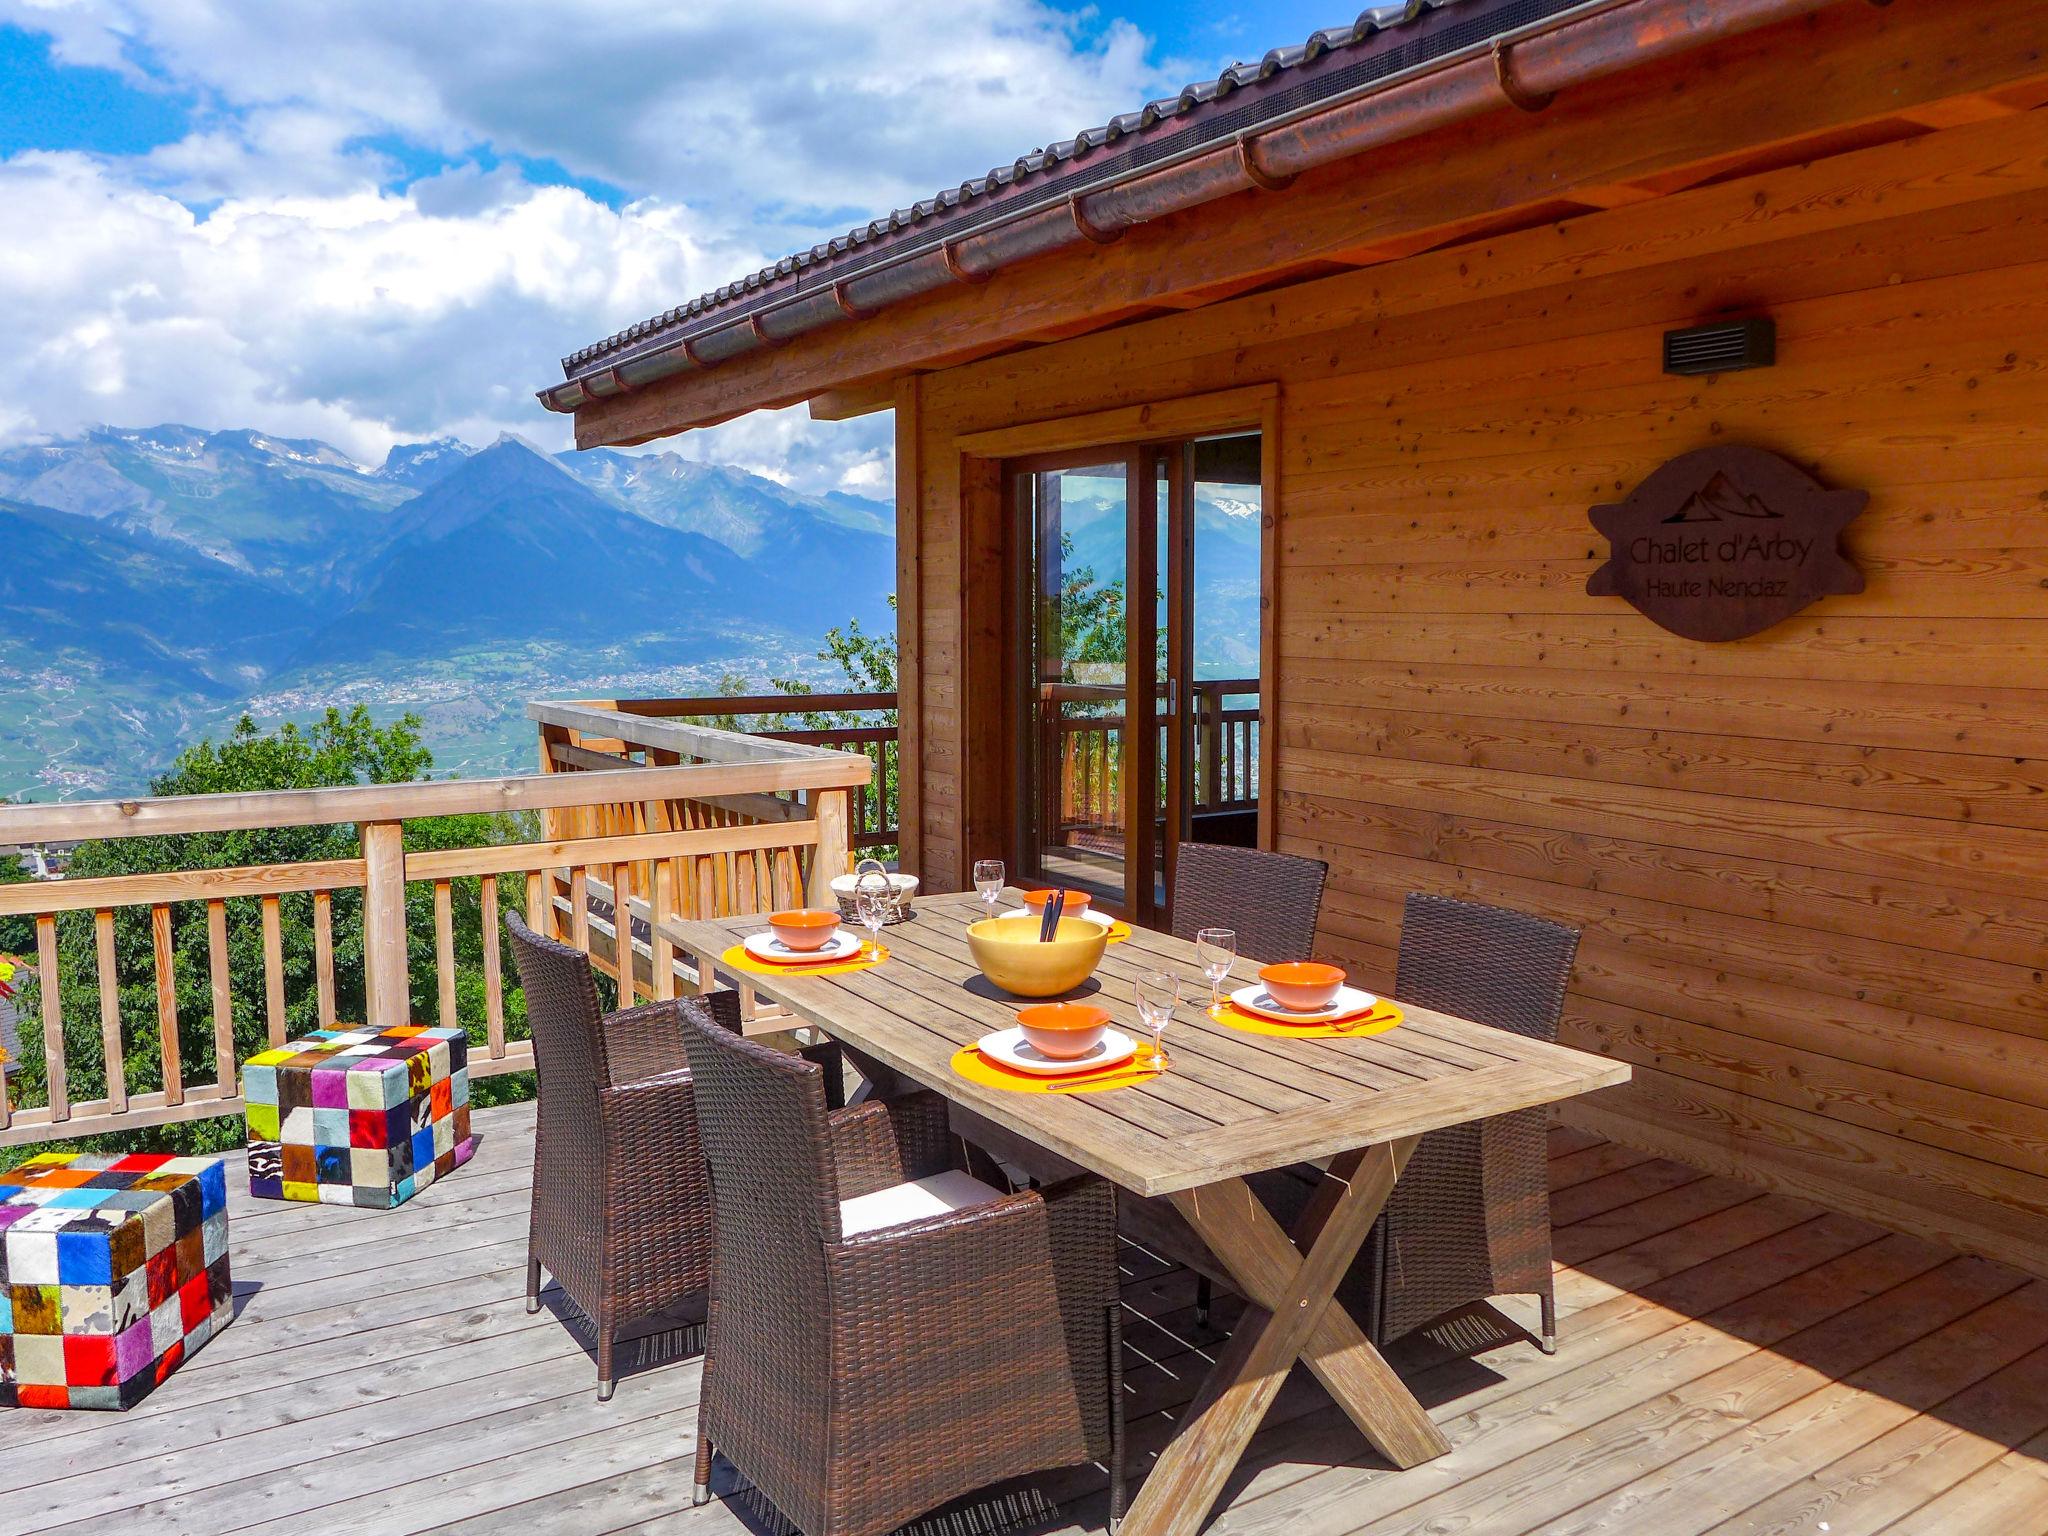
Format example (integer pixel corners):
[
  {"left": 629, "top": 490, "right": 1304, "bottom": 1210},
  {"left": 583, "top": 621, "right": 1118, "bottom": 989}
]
[{"left": 0, "top": 425, "right": 896, "bottom": 797}]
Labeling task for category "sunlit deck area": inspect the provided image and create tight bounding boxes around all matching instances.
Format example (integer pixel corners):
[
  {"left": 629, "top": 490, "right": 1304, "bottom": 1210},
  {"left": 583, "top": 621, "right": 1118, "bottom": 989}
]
[{"left": 3, "top": 1100, "right": 2040, "bottom": 1536}]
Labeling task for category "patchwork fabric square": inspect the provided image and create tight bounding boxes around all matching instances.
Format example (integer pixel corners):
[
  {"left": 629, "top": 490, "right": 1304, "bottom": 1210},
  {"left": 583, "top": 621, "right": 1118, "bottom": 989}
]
[
  {"left": 244, "top": 1024, "right": 473, "bottom": 1208},
  {"left": 0, "top": 1152, "right": 231, "bottom": 1410}
]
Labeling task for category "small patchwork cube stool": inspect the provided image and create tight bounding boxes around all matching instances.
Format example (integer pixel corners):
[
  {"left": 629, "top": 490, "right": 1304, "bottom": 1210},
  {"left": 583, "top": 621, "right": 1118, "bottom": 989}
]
[
  {"left": 0, "top": 1152, "right": 231, "bottom": 1409},
  {"left": 243, "top": 1024, "right": 474, "bottom": 1208}
]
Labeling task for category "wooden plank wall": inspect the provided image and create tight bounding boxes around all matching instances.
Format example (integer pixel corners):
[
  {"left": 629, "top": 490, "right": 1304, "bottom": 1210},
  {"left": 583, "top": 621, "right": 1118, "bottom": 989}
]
[{"left": 902, "top": 115, "right": 2048, "bottom": 1274}]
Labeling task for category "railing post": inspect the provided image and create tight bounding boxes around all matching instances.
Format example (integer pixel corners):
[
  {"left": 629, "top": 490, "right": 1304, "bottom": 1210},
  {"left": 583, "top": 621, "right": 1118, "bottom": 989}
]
[
  {"left": 361, "top": 820, "right": 410, "bottom": 1029},
  {"left": 1199, "top": 687, "right": 1223, "bottom": 812},
  {"left": 808, "top": 790, "right": 851, "bottom": 908}
]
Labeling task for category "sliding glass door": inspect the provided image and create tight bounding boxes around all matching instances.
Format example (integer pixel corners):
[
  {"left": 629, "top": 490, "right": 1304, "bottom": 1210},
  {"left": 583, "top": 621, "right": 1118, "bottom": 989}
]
[{"left": 1011, "top": 431, "right": 1262, "bottom": 926}]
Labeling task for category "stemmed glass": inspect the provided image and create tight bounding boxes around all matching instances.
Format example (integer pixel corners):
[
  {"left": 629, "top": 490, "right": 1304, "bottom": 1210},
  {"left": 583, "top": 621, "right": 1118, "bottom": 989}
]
[
  {"left": 1135, "top": 969, "right": 1179, "bottom": 1074},
  {"left": 1196, "top": 927, "right": 1237, "bottom": 1015},
  {"left": 854, "top": 880, "right": 890, "bottom": 963},
  {"left": 974, "top": 858, "right": 1006, "bottom": 918}
]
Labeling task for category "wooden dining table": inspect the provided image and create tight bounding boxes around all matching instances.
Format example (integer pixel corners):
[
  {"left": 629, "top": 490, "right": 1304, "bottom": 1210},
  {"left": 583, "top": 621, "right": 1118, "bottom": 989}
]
[{"left": 661, "top": 890, "right": 1629, "bottom": 1536}]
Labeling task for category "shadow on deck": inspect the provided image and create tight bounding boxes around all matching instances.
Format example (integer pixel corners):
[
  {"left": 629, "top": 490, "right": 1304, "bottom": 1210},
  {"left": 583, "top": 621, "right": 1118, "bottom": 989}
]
[{"left": 1, "top": 1103, "right": 2043, "bottom": 1535}]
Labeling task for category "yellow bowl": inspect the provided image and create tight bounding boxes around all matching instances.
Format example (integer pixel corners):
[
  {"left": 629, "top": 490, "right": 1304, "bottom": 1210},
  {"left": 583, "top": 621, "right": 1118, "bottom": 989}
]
[{"left": 966, "top": 915, "right": 1109, "bottom": 998}]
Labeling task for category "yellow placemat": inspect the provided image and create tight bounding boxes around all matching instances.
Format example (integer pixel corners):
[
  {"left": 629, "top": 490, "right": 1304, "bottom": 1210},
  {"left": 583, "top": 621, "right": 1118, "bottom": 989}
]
[
  {"left": 1209, "top": 1002, "right": 1403, "bottom": 1040},
  {"left": 951, "top": 1041, "right": 1163, "bottom": 1094},
  {"left": 719, "top": 942, "right": 888, "bottom": 979}
]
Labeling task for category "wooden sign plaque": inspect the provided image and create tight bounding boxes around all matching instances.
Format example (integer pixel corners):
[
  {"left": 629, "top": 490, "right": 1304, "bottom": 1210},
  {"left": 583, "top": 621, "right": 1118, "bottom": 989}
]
[{"left": 1587, "top": 445, "right": 1867, "bottom": 642}]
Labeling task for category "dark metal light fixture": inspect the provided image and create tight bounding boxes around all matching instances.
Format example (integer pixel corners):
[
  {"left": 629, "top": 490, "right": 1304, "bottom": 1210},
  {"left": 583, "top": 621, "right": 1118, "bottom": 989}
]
[{"left": 1663, "top": 317, "right": 1776, "bottom": 376}]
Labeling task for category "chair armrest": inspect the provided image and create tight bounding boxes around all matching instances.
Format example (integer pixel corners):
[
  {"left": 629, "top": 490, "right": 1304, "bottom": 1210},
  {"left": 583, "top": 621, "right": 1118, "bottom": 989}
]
[
  {"left": 826, "top": 1190, "right": 1074, "bottom": 1385},
  {"left": 830, "top": 1184, "right": 1050, "bottom": 1269},
  {"left": 597, "top": 1069, "right": 702, "bottom": 1166},
  {"left": 602, "top": 998, "right": 690, "bottom": 1084},
  {"left": 827, "top": 1090, "right": 953, "bottom": 1199},
  {"left": 1037, "top": 1175, "right": 1120, "bottom": 1311}
]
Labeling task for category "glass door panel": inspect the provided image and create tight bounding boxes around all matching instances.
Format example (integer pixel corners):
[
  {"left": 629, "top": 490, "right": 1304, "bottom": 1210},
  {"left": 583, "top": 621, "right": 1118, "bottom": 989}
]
[
  {"left": 1018, "top": 458, "right": 1135, "bottom": 909},
  {"left": 1188, "top": 434, "right": 1263, "bottom": 850}
]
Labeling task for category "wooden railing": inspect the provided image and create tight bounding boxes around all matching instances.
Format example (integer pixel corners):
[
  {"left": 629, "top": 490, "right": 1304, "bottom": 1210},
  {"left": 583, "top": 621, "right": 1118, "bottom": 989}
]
[
  {"left": 1049, "top": 678, "right": 1260, "bottom": 844},
  {"left": 0, "top": 738, "right": 869, "bottom": 1146},
  {"left": 533, "top": 692, "right": 900, "bottom": 852}
]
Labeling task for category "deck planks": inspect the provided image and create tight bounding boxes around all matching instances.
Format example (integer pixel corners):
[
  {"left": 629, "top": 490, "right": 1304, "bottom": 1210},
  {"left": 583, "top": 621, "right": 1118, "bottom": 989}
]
[{"left": 2, "top": 1105, "right": 2045, "bottom": 1534}]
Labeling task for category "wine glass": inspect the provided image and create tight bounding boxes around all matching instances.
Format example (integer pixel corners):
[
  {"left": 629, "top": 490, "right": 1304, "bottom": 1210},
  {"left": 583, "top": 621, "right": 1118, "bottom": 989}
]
[
  {"left": 854, "top": 880, "right": 890, "bottom": 962},
  {"left": 1135, "top": 969, "right": 1179, "bottom": 1073},
  {"left": 1196, "top": 928, "right": 1237, "bottom": 1015},
  {"left": 974, "top": 858, "right": 1006, "bottom": 917}
]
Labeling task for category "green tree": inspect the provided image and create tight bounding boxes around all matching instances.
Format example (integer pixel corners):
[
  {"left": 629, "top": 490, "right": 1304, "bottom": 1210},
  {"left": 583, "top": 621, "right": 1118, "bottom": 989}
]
[{"left": 12, "top": 709, "right": 533, "bottom": 1156}]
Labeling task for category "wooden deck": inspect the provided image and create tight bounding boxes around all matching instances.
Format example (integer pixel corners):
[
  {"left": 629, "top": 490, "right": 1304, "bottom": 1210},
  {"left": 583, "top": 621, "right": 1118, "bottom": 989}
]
[{"left": 4, "top": 1103, "right": 2046, "bottom": 1535}]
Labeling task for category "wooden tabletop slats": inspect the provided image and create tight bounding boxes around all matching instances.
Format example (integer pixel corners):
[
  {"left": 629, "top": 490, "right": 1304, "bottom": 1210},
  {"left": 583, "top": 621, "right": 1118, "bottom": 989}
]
[{"left": 661, "top": 891, "right": 1627, "bottom": 1195}]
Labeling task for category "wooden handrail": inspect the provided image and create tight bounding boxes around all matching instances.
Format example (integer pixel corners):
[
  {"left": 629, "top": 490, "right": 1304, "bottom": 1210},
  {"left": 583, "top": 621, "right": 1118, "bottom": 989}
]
[
  {"left": 528, "top": 700, "right": 867, "bottom": 767},
  {"left": 0, "top": 760, "right": 866, "bottom": 844},
  {"left": 544, "top": 694, "right": 902, "bottom": 853},
  {"left": 582, "top": 691, "right": 898, "bottom": 717},
  {"left": 0, "top": 737, "right": 865, "bottom": 1147}
]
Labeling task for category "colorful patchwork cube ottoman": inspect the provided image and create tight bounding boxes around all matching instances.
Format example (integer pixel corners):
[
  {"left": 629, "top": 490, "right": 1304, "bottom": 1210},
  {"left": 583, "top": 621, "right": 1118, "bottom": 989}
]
[
  {"left": 0, "top": 1152, "right": 231, "bottom": 1409},
  {"left": 243, "top": 1024, "right": 474, "bottom": 1208}
]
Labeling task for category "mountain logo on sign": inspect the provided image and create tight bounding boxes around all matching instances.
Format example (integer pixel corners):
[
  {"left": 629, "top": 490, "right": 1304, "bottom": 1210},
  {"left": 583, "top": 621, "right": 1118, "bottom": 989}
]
[{"left": 1663, "top": 471, "right": 1782, "bottom": 524}]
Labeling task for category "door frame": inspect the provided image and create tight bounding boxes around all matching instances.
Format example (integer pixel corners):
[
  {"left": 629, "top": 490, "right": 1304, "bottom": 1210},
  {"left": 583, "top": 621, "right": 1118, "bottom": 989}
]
[{"left": 959, "top": 383, "right": 1281, "bottom": 915}]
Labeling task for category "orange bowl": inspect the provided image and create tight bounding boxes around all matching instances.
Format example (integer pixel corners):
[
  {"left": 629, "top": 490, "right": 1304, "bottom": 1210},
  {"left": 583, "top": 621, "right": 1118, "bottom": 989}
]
[
  {"left": 1021, "top": 887, "right": 1093, "bottom": 918},
  {"left": 1016, "top": 1002, "right": 1112, "bottom": 1059},
  {"left": 1258, "top": 961, "right": 1346, "bottom": 1012},
  {"left": 768, "top": 908, "right": 842, "bottom": 952}
]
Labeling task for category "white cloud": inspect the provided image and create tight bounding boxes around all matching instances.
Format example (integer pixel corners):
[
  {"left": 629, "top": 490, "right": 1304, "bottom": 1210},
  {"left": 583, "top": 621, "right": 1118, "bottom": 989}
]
[
  {"left": 0, "top": 151, "right": 765, "bottom": 464},
  {"left": 0, "top": 0, "right": 1185, "bottom": 490},
  {"left": 6, "top": 0, "right": 1178, "bottom": 221}
]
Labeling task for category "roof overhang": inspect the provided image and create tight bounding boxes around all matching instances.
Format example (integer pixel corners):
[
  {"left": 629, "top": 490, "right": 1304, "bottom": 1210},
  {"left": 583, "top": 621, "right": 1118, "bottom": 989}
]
[{"left": 542, "top": 0, "right": 2045, "bottom": 446}]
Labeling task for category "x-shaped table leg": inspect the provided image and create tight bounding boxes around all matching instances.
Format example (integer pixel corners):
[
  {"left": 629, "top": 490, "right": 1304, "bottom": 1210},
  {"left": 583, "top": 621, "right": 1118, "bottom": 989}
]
[{"left": 1116, "top": 1136, "right": 1450, "bottom": 1536}]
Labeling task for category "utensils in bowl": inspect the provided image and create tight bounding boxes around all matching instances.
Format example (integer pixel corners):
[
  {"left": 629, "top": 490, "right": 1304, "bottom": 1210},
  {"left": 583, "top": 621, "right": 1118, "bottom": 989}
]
[
  {"left": 1039, "top": 889, "right": 1064, "bottom": 942},
  {"left": 1257, "top": 961, "right": 1347, "bottom": 1012},
  {"left": 768, "top": 909, "right": 843, "bottom": 953},
  {"left": 1016, "top": 1002, "right": 1111, "bottom": 1059},
  {"left": 967, "top": 914, "right": 1108, "bottom": 997}
]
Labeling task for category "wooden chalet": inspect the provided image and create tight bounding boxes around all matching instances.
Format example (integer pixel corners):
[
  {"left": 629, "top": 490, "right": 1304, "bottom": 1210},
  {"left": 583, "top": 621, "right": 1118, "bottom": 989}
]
[{"left": 544, "top": 0, "right": 2048, "bottom": 1282}]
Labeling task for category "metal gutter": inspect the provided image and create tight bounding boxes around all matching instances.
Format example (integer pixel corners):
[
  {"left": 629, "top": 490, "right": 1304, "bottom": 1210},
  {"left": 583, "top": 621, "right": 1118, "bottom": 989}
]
[{"left": 539, "top": 0, "right": 1849, "bottom": 417}]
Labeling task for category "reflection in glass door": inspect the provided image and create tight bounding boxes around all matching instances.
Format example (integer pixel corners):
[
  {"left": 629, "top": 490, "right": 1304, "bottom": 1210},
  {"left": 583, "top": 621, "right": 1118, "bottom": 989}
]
[
  {"left": 1013, "top": 433, "right": 1262, "bottom": 926},
  {"left": 1016, "top": 456, "right": 1138, "bottom": 911}
]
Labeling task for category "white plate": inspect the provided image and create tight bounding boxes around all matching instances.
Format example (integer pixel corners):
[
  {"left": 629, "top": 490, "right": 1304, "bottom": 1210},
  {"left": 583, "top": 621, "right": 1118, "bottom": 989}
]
[
  {"left": 1229, "top": 982, "right": 1381, "bottom": 1025},
  {"left": 997, "top": 906, "right": 1114, "bottom": 929},
  {"left": 743, "top": 929, "right": 863, "bottom": 965},
  {"left": 977, "top": 1026, "right": 1138, "bottom": 1077}
]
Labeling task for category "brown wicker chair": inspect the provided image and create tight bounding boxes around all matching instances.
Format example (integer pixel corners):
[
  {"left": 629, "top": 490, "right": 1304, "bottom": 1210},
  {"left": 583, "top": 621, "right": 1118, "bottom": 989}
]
[
  {"left": 1170, "top": 840, "right": 1328, "bottom": 959},
  {"left": 1173, "top": 841, "right": 1326, "bottom": 1324},
  {"left": 506, "top": 909, "right": 722, "bottom": 1400},
  {"left": 679, "top": 1009, "right": 1124, "bottom": 1536},
  {"left": 1357, "top": 890, "right": 1582, "bottom": 1353}
]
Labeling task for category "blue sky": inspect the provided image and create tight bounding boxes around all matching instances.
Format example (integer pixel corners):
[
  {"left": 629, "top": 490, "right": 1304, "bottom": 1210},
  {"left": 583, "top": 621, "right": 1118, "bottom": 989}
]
[{"left": 0, "top": 1, "right": 1349, "bottom": 490}]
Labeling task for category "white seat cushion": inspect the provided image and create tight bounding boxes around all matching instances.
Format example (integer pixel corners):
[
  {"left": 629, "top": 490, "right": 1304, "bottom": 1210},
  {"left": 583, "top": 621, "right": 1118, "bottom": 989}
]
[{"left": 838, "top": 1169, "right": 1006, "bottom": 1237}]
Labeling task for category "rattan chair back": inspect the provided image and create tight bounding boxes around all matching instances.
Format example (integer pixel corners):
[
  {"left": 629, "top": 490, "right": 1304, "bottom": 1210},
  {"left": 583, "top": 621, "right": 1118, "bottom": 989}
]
[
  {"left": 507, "top": 910, "right": 720, "bottom": 1397},
  {"left": 679, "top": 1004, "right": 841, "bottom": 1264},
  {"left": 506, "top": 908, "right": 613, "bottom": 1107},
  {"left": 1365, "top": 891, "right": 1582, "bottom": 1348},
  {"left": 1170, "top": 841, "right": 1328, "bottom": 961},
  {"left": 1394, "top": 891, "right": 1579, "bottom": 1043}
]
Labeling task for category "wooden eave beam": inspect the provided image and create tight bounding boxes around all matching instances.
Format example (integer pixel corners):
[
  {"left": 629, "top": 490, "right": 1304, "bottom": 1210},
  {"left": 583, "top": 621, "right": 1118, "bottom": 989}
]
[
  {"left": 929, "top": 108, "right": 2048, "bottom": 423},
  {"left": 573, "top": 0, "right": 2048, "bottom": 447},
  {"left": 807, "top": 379, "right": 900, "bottom": 421}
]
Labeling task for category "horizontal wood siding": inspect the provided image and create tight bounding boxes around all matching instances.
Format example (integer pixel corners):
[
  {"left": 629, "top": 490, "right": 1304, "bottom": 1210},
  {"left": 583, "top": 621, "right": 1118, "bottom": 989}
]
[{"left": 910, "top": 117, "right": 2048, "bottom": 1274}]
